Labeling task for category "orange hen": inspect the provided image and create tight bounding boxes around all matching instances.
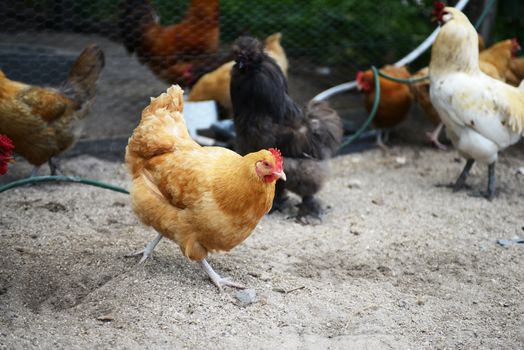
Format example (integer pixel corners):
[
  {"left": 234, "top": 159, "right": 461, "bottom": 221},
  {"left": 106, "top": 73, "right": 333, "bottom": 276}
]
[
  {"left": 125, "top": 85, "right": 285, "bottom": 291},
  {"left": 356, "top": 65, "right": 412, "bottom": 147}
]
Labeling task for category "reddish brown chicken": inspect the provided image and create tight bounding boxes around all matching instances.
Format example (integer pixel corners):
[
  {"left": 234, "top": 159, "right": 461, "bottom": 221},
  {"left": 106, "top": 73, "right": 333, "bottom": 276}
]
[
  {"left": 120, "top": 0, "right": 220, "bottom": 86},
  {"left": 356, "top": 65, "right": 413, "bottom": 147}
]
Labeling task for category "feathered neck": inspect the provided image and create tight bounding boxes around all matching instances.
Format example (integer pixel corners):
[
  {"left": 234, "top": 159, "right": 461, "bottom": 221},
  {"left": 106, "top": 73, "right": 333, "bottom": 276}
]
[{"left": 430, "top": 13, "right": 480, "bottom": 76}]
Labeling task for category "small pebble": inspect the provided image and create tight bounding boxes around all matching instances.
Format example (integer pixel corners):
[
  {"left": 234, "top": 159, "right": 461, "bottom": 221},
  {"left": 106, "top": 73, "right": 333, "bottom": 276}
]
[{"left": 235, "top": 289, "right": 257, "bottom": 305}]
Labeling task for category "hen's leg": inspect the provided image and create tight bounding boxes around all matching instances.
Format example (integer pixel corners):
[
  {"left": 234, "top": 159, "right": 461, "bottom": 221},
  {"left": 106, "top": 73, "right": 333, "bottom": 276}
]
[
  {"left": 376, "top": 130, "right": 387, "bottom": 149},
  {"left": 126, "top": 233, "right": 163, "bottom": 264},
  {"left": 48, "top": 158, "right": 61, "bottom": 175},
  {"left": 294, "top": 195, "right": 323, "bottom": 224},
  {"left": 30, "top": 166, "right": 40, "bottom": 177},
  {"left": 453, "top": 159, "right": 474, "bottom": 192},
  {"left": 426, "top": 123, "right": 447, "bottom": 150},
  {"left": 200, "top": 259, "right": 246, "bottom": 292}
]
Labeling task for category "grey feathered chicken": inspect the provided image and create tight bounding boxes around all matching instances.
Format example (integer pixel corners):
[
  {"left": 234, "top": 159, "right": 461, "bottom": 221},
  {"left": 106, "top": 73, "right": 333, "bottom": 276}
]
[{"left": 230, "top": 36, "right": 343, "bottom": 223}]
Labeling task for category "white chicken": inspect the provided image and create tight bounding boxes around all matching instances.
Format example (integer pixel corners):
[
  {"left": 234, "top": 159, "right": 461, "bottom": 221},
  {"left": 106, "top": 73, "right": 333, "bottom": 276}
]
[{"left": 429, "top": 3, "right": 524, "bottom": 199}]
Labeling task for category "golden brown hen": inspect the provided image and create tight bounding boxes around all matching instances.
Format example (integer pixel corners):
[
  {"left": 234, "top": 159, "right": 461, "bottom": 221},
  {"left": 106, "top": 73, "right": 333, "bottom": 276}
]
[
  {"left": 126, "top": 85, "right": 285, "bottom": 291},
  {"left": 0, "top": 44, "right": 104, "bottom": 176}
]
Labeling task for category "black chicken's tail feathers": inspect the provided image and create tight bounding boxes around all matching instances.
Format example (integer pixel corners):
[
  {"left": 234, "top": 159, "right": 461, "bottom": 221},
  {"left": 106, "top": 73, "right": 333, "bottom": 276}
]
[
  {"left": 61, "top": 44, "right": 105, "bottom": 105},
  {"left": 231, "top": 36, "right": 266, "bottom": 70},
  {"left": 119, "top": 0, "right": 157, "bottom": 54},
  {"left": 306, "top": 100, "right": 344, "bottom": 159}
]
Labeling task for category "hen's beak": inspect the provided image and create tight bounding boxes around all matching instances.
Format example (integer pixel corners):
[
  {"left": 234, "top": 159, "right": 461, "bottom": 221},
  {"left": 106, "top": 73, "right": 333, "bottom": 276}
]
[{"left": 273, "top": 170, "right": 286, "bottom": 181}]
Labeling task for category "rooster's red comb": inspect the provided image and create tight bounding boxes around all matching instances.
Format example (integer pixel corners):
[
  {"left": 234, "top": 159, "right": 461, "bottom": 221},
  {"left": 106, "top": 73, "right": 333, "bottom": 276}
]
[
  {"left": 268, "top": 148, "right": 283, "bottom": 169},
  {"left": 434, "top": 1, "right": 445, "bottom": 11}
]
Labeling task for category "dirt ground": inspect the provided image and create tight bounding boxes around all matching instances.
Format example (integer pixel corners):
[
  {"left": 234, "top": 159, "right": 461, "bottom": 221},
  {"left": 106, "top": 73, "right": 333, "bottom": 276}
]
[{"left": 1, "top": 33, "right": 524, "bottom": 350}]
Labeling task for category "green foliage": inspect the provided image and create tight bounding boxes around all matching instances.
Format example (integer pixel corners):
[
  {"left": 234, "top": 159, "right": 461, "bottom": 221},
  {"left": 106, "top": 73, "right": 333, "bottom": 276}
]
[{"left": 26, "top": 0, "right": 523, "bottom": 66}]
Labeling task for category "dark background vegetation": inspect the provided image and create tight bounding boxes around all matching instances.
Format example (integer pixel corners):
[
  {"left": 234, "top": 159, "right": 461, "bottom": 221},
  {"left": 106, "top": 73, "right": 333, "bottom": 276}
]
[{"left": 2, "top": 0, "right": 522, "bottom": 73}]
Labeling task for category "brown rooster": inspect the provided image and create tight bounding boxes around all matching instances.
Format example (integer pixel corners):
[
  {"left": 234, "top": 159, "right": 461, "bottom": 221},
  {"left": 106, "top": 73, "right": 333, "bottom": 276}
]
[
  {"left": 0, "top": 45, "right": 104, "bottom": 176},
  {"left": 120, "top": 0, "right": 221, "bottom": 86}
]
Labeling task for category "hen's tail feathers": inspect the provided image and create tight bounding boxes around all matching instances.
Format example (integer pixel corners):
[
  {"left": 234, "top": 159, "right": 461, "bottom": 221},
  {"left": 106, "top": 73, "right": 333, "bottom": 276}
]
[
  {"left": 127, "top": 85, "right": 196, "bottom": 161},
  {"left": 61, "top": 44, "right": 105, "bottom": 105},
  {"left": 306, "top": 101, "right": 344, "bottom": 159},
  {"left": 119, "top": 0, "right": 156, "bottom": 54},
  {"left": 232, "top": 36, "right": 266, "bottom": 71}
]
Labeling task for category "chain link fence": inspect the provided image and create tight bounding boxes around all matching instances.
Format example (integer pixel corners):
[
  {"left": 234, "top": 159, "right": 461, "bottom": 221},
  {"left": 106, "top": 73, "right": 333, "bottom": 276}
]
[{"left": 0, "top": 0, "right": 521, "bottom": 151}]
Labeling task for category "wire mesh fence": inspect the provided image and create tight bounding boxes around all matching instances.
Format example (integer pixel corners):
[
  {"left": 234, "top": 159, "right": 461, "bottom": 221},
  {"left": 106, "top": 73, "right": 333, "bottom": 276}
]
[{"left": 0, "top": 0, "right": 521, "bottom": 151}]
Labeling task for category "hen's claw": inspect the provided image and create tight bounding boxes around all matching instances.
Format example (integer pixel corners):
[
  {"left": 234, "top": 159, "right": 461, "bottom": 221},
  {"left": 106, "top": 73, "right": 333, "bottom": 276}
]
[
  {"left": 426, "top": 131, "right": 447, "bottom": 150},
  {"left": 289, "top": 196, "right": 323, "bottom": 225},
  {"left": 200, "top": 259, "right": 246, "bottom": 292},
  {"left": 126, "top": 233, "right": 163, "bottom": 264}
]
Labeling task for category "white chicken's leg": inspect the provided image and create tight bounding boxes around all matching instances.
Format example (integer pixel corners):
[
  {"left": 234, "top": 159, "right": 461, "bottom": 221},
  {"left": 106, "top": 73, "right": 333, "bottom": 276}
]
[
  {"left": 200, "top": 259, "right": 246, "bottom": 292},
  {"left": 453, "top": 159, "right": 474, "bottom": 191},
  {"left": 426, "top": 123, "right": 447, "bottom": 150},
  {"left": 485, "top": 163, "right": 496, "bottom": 200},
  {"left": 126, "top": 233, "right": 163, "bottom": 264}
]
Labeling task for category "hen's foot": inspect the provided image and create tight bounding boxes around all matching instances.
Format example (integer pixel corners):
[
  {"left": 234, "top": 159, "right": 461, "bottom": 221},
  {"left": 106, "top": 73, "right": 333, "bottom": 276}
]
[
  {"left": 48, "top": 158, "right": 62, "bottom": 175},
  {"left": 289, "top": 196, "right": 323, "bottom": 225},
  {"left": 126, "top": 233, "right": 162, "bottom": 264},
  {"left": 426, "top": 123, "right": 447, "bottom": 150},
  {"left": 425, "top": 131, "right": 447, "bottom": 150},
  {"left": 200, "top": 259, "right": 246, "bottom": 292}
]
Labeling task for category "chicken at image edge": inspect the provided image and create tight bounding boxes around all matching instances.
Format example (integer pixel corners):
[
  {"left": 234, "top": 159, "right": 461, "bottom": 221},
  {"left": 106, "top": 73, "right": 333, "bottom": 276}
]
[
  {"left": 125, "top": 85, "right": 286, "bottom": 291},
  {"left": 429, "top": 3, "right": 524, "bottom": 199},
  {"left": 0, "top": 44, "right": 105, "bottom": 176}
]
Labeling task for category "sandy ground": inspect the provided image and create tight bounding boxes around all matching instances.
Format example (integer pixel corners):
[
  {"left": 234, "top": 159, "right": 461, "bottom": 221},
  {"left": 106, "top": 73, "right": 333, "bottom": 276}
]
[
  {"left": 1, "top": 32, "right": 524, "bottom": 350},
  {"left": 1, "top": 142, "right": 524, "bottom": 349}
]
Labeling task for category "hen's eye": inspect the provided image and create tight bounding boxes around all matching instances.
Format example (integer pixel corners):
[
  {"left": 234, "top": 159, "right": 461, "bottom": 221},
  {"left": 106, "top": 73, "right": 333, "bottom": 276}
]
[{"left": 263, "top": 161, "right": 269, "bottom": 167}]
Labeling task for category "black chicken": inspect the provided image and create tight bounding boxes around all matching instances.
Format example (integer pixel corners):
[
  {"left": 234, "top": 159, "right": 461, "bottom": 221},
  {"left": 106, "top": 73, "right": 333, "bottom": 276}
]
[{"left": 230, "top": 36, "right": 343, "bottom": 223}]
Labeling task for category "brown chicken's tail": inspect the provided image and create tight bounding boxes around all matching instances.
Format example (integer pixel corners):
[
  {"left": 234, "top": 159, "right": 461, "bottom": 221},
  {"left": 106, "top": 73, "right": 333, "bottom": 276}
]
[
  {"left": 127, "top": 85, "right": 197, "bottom": 164},
  {"left": 61, "top": 44, "right": 105, "bottom": 105}
]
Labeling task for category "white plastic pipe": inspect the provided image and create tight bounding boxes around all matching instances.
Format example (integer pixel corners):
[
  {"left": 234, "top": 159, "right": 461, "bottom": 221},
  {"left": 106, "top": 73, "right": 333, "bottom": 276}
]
[{"left": 312, "top": 0, "right": 470, "bottom": 101}]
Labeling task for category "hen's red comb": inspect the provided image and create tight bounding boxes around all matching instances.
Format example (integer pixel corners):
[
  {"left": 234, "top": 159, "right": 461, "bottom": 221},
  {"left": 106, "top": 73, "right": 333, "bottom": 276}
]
[
  {"left": 355, "top": 70, "right": 364, "bottom": 83},
  {"left": 0, "top": 134, "right": 14, "bottom": 151},
  {"left": 268, "top": 148, "right": 283, "bottom": 169}
]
